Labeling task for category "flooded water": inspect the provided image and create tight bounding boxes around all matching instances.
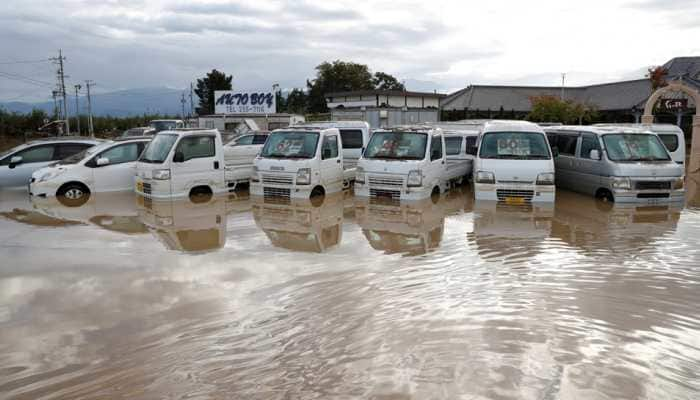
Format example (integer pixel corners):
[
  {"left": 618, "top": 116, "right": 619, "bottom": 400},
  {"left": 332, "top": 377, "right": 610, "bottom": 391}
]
[{"left": 1, "top": 182, "right": 700, "bottom": 399}]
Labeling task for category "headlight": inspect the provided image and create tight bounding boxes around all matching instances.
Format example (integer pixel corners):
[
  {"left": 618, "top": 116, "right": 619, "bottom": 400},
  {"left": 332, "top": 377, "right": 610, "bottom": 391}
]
[
  {"left": 355, "top": 167, "right": 365, "bottom": 184},
  {"left": 38, "top": 169, "right": 65, "bottom": 182},
  {"left": 536, "top": 172, "right": 555, "bottom": 185},
  {"left": 673, "top": 177, "right": 684, "bottom": 190},
  {"left": 407, "top": 170, "right": 422, "bottom": 187},
  {"left": 611, "top": 177, "right": 631, "bottom": 190},
  {"left": 153, "top": 169, "right": 171, "bottom": 180},
  {"left": 296, "top": 168, "right": 311, "bottom": 185},
  {"left": 476, "top": 170, "right": 495, "bottom": 184}
]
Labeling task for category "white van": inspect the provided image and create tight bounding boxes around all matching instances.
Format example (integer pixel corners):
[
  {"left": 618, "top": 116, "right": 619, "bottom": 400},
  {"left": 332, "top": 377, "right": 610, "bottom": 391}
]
[
  {"left": 292, "top": 121, "right": 370, "bottom": 180},
  {"left": 355, "top": 126, "right": 456, "bottom": 201},
  {"left": 443, "top": 129, "right": 478, "bottom": 183},
  {"left": 251, "top": 127, "right": 345, "bottom": 200},
  {"left": 223, "top": 131, "right": 269, "bottom": 187},
  {"left": 29, "top": 137, "right": 151, "bottom": 206},
  {"left": 472, "top": 120, "right": 556, "bottom": 203},
  {"left": 595, "top": 123, "right": 686, "bottom": 166},
  {"left": 135, "top": 129, "right": 240, "bottom": 199},
  {"left": 149, "top": 119, "right": 184, "bottom": 132}
]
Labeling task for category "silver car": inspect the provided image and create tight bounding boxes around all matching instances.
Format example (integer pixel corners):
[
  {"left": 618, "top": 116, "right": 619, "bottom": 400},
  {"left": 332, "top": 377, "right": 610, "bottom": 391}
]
[
  {"left": 0, "top": 138, "right": 102, "bottom": 188},
  {"left": 545, "top": 126, "right": 684, "bottom": 203}
]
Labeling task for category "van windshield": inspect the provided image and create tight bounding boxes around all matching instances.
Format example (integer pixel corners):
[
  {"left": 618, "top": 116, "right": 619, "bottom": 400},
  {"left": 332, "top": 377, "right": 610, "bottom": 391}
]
[
  {"left": 657, "top": 134, "right": 679, "bottom": 152},
  {"left": 365, "top": 131, "right": 427, "bottom": 160},
  {"left": 260, "top": 131, "right": 319, "bottom": 159},
  {"left": 479, "top": 132, "right": 551, "bottom": 160},
  {"left": 140, "top": 134, "right": 178, "bottom": 163},
  {"left": 603, "top": 134, "right": 671, "bottom": 161}
]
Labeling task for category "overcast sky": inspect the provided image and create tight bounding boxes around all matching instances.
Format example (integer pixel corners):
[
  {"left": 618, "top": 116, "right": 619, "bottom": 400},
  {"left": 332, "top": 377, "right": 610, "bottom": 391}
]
[{"left": 0, "top": 0, "right": 698, "bottom": 102}]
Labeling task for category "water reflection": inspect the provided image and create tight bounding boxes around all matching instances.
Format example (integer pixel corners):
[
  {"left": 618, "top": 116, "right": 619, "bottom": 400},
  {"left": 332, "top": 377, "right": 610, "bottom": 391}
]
[
  {"left": 355, "top": 188, "right": 469, "bottom": 256},
  {"left": 137, "top": 195, "right": 227, "bottom": 253},
  {"left": 552, "top": 190, "right": 681, "bottom": 253},
  {"left": 251, "top": 193, "right": 344, "bottom": 253},
  {"left": 468, "top": 200, "right": 554, "bottom": 262}
]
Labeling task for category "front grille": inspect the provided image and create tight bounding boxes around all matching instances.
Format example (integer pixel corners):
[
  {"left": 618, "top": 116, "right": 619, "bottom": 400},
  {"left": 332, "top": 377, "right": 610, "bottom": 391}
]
[
  {"left": 262, "top": 174, "right": 294, "bottom": 185},
  {"left": 142, "top": 182, "right": 152, "bottom": 195},
  {"left": 497, "top": 180, "right": 534, "bottom": 184},
  {"left": 368, "top": 176, "right": 404, "bottom": 187},
  {"left": 635, "top": 181, "right": 671, "bottom": 190},
  {"left": 369, "top": 188, "right": 400, "bottom": 200},
  {"left": 264, "top": 186, "right": 291, "bottom": 200},
  {"left": 497, "top": 189, "right": 534, "bottom": 201},
  {"left": 637, "top": 193, "right": 670, "bottom": 199}
]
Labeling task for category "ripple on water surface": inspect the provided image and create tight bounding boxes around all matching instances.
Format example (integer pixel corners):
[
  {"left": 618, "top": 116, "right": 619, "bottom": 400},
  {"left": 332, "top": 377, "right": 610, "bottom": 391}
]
[{"left": 0, "top": 186, "right": 699, "bottom": 399}]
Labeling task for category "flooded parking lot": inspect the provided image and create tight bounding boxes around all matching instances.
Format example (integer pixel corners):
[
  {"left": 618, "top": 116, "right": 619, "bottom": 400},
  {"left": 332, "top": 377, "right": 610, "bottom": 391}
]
[{"left": 1, "top": 183, "right": 700, "bottom": 399}]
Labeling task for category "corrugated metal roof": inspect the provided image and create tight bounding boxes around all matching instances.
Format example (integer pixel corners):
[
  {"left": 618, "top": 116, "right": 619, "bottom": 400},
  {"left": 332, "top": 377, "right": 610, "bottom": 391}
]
[{"left": 326, "top": 90, "right": 445, "bottom": 98}]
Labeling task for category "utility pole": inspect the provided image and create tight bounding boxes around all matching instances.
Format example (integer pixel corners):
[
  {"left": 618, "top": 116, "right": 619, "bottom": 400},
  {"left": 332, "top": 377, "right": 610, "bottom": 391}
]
[
  {"left": 51, "top": 90, "right": 59, "bottom": 120},
  {"left": 180, "top": 92, "right": 186, "bottom": 120},
  {"left": 189, "top": 82, "right": 194, "bottom": 118},
  {"left": 560, "top": 73, "right": 566, "bottom": 100},
  {"left": 85, "top": 80, "right": 95, "bottom": 137},
  {"left": 50, "top": 50, "right": 70, "bottom": 135},
  {"left": 74, "top": 84, "right": 81, "bottom": 136}
]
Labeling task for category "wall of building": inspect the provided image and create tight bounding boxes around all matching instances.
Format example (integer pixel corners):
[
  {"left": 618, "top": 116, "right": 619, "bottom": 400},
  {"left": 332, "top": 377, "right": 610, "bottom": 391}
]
[
  {"left": 198, "top": 114, "right": 304, "bottom": 131},
  {"left": 331, "top": 108, "right": 439, "bottom": 128}
]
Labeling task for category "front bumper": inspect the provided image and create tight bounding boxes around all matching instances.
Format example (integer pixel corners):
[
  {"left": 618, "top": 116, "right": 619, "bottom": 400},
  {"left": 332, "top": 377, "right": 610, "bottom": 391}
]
[
  {"left": 134, "top": 177, "right": 178, "bottom": 199},
  {"left": 474, "top": 183, "right": 555, "bottom": 203},
  {"left": 29, "top": 179, "right": 62, "bottom": 197},
  {"left": 612, "top": 189, "right": 685, "bottom": 204},
  {"left": 250, "top": 181, "right": 314, "bottom": 199},
  {"left": 354, "top": 181, "right": 434, "bottom": 201}
]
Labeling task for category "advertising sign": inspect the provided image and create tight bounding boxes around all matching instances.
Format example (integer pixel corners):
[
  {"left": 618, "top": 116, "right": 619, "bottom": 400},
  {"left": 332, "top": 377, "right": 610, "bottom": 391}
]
[
  {"left": 659, "top": 98, "right": 687, "bottom": 111},
  {"left": 214, "top": 90, "right": 276, "bottom": 114}
]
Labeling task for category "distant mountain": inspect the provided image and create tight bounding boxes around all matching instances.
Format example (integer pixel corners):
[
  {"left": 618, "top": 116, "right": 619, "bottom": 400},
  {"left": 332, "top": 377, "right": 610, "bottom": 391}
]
[{"left": 0, "top": 87, "right": 190, "bottom": 117}]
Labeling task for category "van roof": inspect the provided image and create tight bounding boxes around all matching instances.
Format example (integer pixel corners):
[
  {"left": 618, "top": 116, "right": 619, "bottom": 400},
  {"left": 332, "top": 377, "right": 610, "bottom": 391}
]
[
  {"left": 594, "top": 123, "right": 683, "bottom": 133},
  {"left": 481, "top": 120, "right": 544, "bottom": 133},
  {"left": 271, "top": 126, "right": 340, "bottom": 133},
  {"left": 293, "top": 121, "right": 369, "bottom": 129},
  {"left": 376, "top": 125, "right": 441, "bottom": 133},
  {"left": 157, "top": 128, "right": 219, "bottom": 136},
  {"left": 544, "top": 125, "right": 653, "bottom": 136}
]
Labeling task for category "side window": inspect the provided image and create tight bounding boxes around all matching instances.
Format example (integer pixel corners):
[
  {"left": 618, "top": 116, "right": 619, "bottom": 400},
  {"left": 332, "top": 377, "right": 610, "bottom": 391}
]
[
  {"left": 252, "top": 135, "right": 268, "bottom": 145},
  {"left": 14, "top": 145, "right": 56, "bottom": 164},
  {"left": 98, "top": 143, "right": 140, "bottom": 165},
  {"left": 465, "top": 136, "right": 477, "bottom": 149},
  {"left": 321, "top": 135, "right": 339, "bottom": 159},
  {"left": 430, "top": 136, "right": 443, "bottom": 161},
  {"left": 55, "top": 143, "right": 92, "bottom": 160},
  {"left": 176, "top": 136, "right": 216, "bottom": 161},
  {"left": 444, "top": 137, "right": 463, "bottom": 156},
  {"left": 658, "top": 134, "right": 679, "bottom": 152},
  {"left": 235, "top": 135, "right": 254, "bottom": 146},
  {"left": 557, "top": 135, "right": 577, "bottom": 156},
  {"left": 339, "top": 129, "right": 363, "bottom": 149},
  {"left": 579, "top": 134, "right": 601, "bottom": 159}
]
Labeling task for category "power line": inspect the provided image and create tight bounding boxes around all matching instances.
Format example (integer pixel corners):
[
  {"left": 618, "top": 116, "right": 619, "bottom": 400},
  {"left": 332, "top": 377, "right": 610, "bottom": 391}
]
[
  {"left": 0, "top": 71, "right": 54, "bottom": 88},
  {"left": 0, "top": 58, "right": 49, "bottom": 65}
]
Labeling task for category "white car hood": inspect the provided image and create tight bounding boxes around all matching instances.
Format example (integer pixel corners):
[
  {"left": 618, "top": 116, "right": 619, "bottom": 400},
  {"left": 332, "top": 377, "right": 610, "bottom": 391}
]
[{"left": 358, "top": 158, "right": 424, "bottom": 175}]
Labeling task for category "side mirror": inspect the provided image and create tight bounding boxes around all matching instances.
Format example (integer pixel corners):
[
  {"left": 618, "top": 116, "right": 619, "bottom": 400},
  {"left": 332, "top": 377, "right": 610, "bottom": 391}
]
[
  {"left": 96, "top": 157, "right": 110, "bottom": 166},
  {"left": 9, "top": 156, "right": 22, "bottom": 168},
  {"left": 173, "top": 151, "right": 185, "bottom": 163},
  {"left": 589, "top": 149, "right": 601, "bottom": 160},
  {"left": 552, "top": 147, "right": 560, "bottom": 158}
]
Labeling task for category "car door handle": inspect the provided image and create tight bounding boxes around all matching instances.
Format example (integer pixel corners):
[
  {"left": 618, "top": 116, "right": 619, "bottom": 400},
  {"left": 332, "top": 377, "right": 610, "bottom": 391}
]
[
  {"left": 214, "top": 161, "right": 220, "bottom": 169},
  {"left": 336, "top": 159, "right": 341, "bottom": 163}
]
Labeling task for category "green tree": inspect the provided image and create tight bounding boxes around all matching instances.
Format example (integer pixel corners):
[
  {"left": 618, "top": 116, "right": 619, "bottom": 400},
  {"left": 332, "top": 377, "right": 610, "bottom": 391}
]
[
  {"left": 194, "top": 69, "right": 233, "bottom": 115},
  {"left": 527, "top": 95, "right": 597, "bottom": 124},
  {"left": 372, "top": 71, "right": 405, "bottom": 91},
  {"left": 286, "top": 88, "right": 308, "bottom": 114},
  {"left": 306, "top": 61, "right": 374, "bottom": 113}
]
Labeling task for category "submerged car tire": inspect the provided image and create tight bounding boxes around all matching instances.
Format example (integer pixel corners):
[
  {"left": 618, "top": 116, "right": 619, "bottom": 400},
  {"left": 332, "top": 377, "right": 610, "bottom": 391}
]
[{"left": 57, "top": 182, "right": 90, "bottom": 207}]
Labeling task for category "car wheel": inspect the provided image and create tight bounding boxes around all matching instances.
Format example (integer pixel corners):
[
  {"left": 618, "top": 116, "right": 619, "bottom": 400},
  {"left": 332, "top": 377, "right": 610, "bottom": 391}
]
[{"left": 57, "top": 183, "right": 90, "bottom": 207}]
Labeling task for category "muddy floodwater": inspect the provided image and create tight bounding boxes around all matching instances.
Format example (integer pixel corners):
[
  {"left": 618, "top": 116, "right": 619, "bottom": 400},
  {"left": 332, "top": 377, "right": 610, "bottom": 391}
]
[{"left": 1, "top": 183, "right": 700, "bottom": 399}]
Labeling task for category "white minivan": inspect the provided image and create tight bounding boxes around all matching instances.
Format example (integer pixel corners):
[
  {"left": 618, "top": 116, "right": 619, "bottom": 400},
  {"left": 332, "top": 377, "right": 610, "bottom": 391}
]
[
  {"left": 472, "top": 120, "right": 556, "bottom": 203},
  {"left": 355, "top": 126, "right": 453, "bottom": 201},
  {"left": 251, "top": 127, "right": 345, "bottom": 200},
  {"left": 596, "top": 123, "right": 686, "bottom": 166},
  {"left": 30, "top": 137, "right": 151, "bottom": 206}
]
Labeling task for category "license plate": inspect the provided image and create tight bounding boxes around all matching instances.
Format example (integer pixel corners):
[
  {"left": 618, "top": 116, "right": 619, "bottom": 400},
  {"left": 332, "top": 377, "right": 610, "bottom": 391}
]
[
  {"left": 136, "top": 181, "right": 144, "bottom": 192},
  {"left": 504, "top": 196, "right": 525, "bottom": 205}
]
